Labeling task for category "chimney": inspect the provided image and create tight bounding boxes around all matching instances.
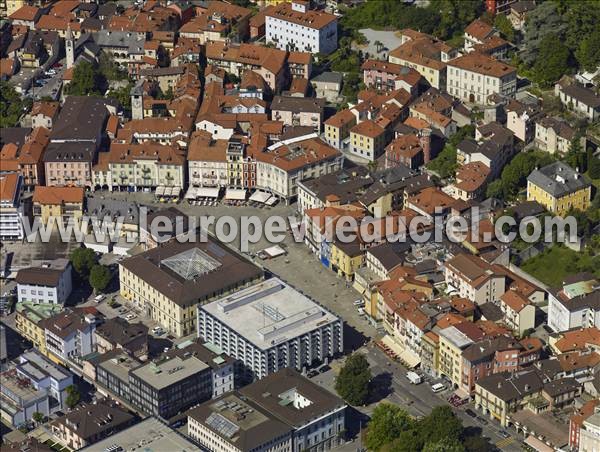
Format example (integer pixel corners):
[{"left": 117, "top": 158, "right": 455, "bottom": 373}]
[{"left": 419, "top": 128, "right": 432, "bottom": 163}]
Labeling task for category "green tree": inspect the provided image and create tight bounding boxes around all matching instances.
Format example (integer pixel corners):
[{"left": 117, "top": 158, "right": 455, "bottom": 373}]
[
  {"left": 67, "top": 61, "right": 104, "bottom": 95},
  {"left": 365, "top": 404, "right": 414, "bottom": 451},
  {"left": 588, "top": 150, "right": 600, "bottom": 179},
  {"left": 493, "top": 14, "right": 515, "bottom": 42},
  {"left": 418, "top": 406, "right": 464, "bottom": 445},
  {"left": 70, "top": 247, "right": 97, "bottom": 276},
  {"left": 576, "top": 31, "right": 600, "bottom": 72},
  {"left": 341, "top": 72, "right": 363, "bottom": 104},
  {"left": 430, "top": 0, "right": 483, "bottom": 41},
  {"left": 385, "top": 430, "right": 423, "bottom": 452},
  {"left": 423, "top": 438, "right": 465, "bottom": 452},
  {"left": 521, "top": 2, "right": 567, "bottom": 66},
  {"left": 426, "top": 144, "right": 457, "bottom": 179},
  {"left": 564, "top": 135, "right": 587, "bottom": 173},
  {"left": 486, "top": 179, "right": 504, "bottom": 199},
  {"left": 98, "top": 52, "right": 128, "bottom": 81},
  {"left": 0, "top": 81, "right": 32, "bottom": 127},
  {"left": 65, "top": 385, "right": 80, "bottom": 409},
  {"left": 533, "top": 35, "right": 571, "bottom": 87},
  {"left": 89, "top": 264, "right": 111, "bottom": 293},
  {"left": 565, "top": 1, "right": 600, "bottom": 55},
  {"left": 463, "top": 434, "right": 491, "bottom": 452},
  {"left": 32, "top": 412, "right": 45, "bottom": 426},
  {"left": 334, "top": 353, "right": 371, "bottom": 406},
  {"left": 107, "top": 82, "right": 133, "bottom": 109}
]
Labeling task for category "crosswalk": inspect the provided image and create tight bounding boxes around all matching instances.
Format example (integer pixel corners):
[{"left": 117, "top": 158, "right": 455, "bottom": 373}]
[{"left": 496, "top": 437, "right": 514, "bottom": 449}]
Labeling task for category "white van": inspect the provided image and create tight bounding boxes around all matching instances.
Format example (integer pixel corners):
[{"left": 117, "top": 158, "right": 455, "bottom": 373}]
[
  {"left": 94, "top": 294, "right": 105, "bottom": 303},
  {"left": 431, "top": 383, "right": 446, "bottom": 393}
]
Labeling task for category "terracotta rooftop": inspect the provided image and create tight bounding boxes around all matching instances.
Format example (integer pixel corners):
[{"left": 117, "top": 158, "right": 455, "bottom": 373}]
[
  {"left": 351, "top": 120, "right": 385, "bottom": 138},
  {"left": 266, "top": 2, "right": 337, "bottom": 30},
  {"left": 33, "top": 186, "right": 84, "bottom": 205},
  {"left": 464, "top": 18, "right": 494, "bottom": 41},
  {"left": 448, "top": 52, "right": 516, "bottom": 78},
  {"left": 0, "top": 173, "right": 20, "bottom": 202},
  {"left": 500, "top": 289, "right": 531, "bottom": 313}
]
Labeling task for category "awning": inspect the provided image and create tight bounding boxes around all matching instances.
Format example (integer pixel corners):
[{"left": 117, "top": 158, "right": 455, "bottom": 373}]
[
  {"left": 265, "top": 196, "right": 278, "bottom": 206},
  {"left": 380, "top": 335, "right": 421, "bottom": 368},
  {"left": 197, "top": 187, "right": 220, "bottom": 198},
  {"left": 171, "top": 187, "right": 181, "bottom": 197},
  {"left": 185, "top": 187, "right": 197, "bottom": 199},
  {"left": 263, "top": 245, "right": 286, "bottom": 258},
  {"left": 524, "top": 436, "right": 553, "bottom": 452},
  {"left": 225, "top": 188, "right": 246, "bottom": 200},
  {"left": 155, "top": 186, "right": 165, "bottom": 196},
  {"left": 249, "top": 190, "right": 272, "bottom": 204}
]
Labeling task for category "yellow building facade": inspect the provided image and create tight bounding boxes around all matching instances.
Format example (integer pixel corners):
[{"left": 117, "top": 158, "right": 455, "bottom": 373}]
[
  {"left": 15, "top": 302, "right": 62, "bottom": 359},
  {"left": 526, "top": 162, "right": 592, "bottom": 217}
]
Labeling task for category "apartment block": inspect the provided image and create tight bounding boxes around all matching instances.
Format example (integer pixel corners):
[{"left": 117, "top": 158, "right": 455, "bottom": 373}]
[
  {"left": 16, "top": 258, "right": 72, "bottom": 305},
  {"left": 198, "top": 278, "right": 343, "bottom": 380}
]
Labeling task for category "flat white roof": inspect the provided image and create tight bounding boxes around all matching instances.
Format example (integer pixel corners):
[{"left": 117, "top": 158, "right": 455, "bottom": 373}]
[
  {"left": 250, "top": 191, "right": 272, "bottom": 203},
  {"left": 225, "top": 188, "right": 247, "bottom": 200},
  {"left": 201, "top": 278, "right": 340, "bottom": 350},
  {"left": 263, "top": 245, "right": 286, "bottom": 257},
  {"left": 197, "top": 187, "right": 220, "bottom": 198}
]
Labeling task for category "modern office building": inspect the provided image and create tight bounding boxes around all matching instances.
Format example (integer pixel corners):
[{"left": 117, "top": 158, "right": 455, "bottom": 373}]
[
  {"left": 96, "top": 340, "right": 237, "bottom": 419},
  {"left": 198, "top": 278, "right": 343, "bottom": 380}
]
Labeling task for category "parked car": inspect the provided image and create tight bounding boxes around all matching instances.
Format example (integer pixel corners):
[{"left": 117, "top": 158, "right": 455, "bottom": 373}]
[
  {"left": 125, "top": 313, "right": 136, "bottom": 321},
  {"left": 307, "top": 370, "right": 319, "bottom": 378},
  {"left": 353, "top": 299, "right": 364, "bottom": 306},
  {"left": 465, "top": 409, "right": 477, "bottom": 418},
  {"left": 499, "top": 430, "right": 510, "bottom": 439},
  {"left": 431, "top": 383, "right": 446, "bottom": 393},
  {"left": 319, "top": 365, "right": 331, "bottom": 373}
]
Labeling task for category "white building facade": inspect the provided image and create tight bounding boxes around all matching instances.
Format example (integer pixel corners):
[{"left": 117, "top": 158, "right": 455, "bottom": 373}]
[
  {"left": 265, "top": 1, "right": 338, "bottom": 55},
  {"left": 197, "top": 279, "right": 343, "bottom": 380}
]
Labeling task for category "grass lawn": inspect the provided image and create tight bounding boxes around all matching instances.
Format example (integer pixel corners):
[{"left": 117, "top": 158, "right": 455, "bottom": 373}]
[{"left": 520, "top": 245, "right": 598, "bottom": 286}]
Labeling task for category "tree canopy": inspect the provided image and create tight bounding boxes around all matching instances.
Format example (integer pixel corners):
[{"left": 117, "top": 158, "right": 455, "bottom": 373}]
[
  {"left": 334, "top": 353, "right": 371, "bottom": 406},
  {"left": 365, "top": 404, "right": 478, "bottom": 452},
  {"left": 486, "top": 151, "right": 556, "bottom": 200},
  {"left": 0, "top": 81, "right": 32, "bottom": 127},
  {"left": 366, "top": 404, "right": 415, "bottom": 451},
  {"left": 89, "top": 264, "right": 111, "bottom": 293},
  {"left": 65, "top": 385, "right": 80, "bottom": 409},
  {"left": 427, "top": 125, "right": 475, "bottom": 179},
  {"left": 67, "top": 61, "right": 105, "bottom": 96},
  {"left": 70, "top": 248, "right": 97, "bottom": 276},
  {"left": 533, "top": 35, "right": 572, "bottom": 87}
]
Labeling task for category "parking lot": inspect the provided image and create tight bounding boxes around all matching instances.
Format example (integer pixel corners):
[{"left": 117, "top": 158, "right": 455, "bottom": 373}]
[{"left": 30, "top": 62, "right": 65, "bottom": 100}]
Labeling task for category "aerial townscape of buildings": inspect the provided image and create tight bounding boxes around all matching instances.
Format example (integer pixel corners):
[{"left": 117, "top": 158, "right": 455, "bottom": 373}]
[{"left": 0, "top": 0, "right": 600, "bottom": 451}]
